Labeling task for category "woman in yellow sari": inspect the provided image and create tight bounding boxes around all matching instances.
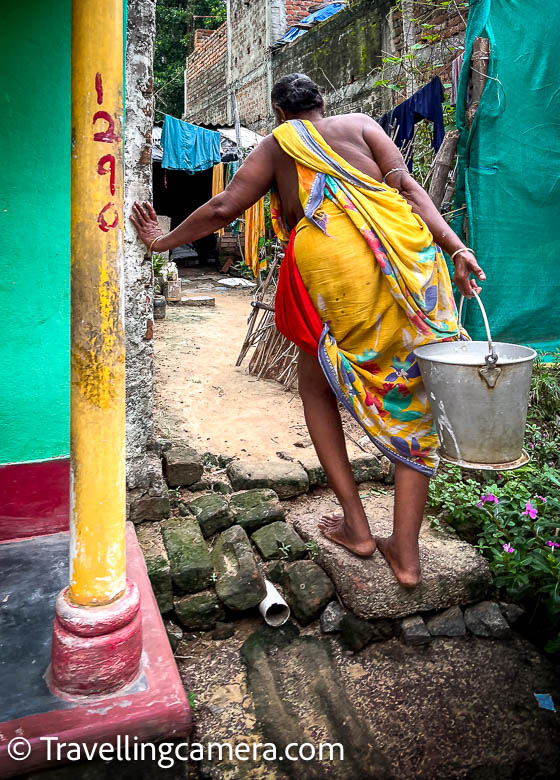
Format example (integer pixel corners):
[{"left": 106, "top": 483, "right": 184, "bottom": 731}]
[{"left": 131, "top": 74, "right": 485, "bottom": 587}]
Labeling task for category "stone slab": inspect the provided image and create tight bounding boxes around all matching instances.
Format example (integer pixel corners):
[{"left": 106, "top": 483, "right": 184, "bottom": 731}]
[
  {"left": 227, "top": 460, "right": 309, "bottom": 499},
  {"left": 212, "top": 525, "right": 266, "bottom": 611},
  {"left": 128, "top": 488, "right": 171, "bottom": 523},
  {"left": 163, "top": 446, "right": 204, "bottom": 487},
  {"left": 292, "top": 497, "right": 492, "bottom": 620},
  {"left": 349, "top": 454, "right": 384, "bottom": 483},
  {"left": 400, "top": 615, "right": 431, "bottom": 646},
  {"left": 187, "top": 493, "right": 233, "bottom": 538},
  {"left": 161, "top": 517, "right": 213, "bottom": 594},
  {"left": 274, "top": 560, "right": 335, "bottom": 626},
  {"left": 426, "top": 606, "right": 466, "bottom": 637},
  {"left": 464, "top": 601, "right": 511, "bottom": 639},
  {"left": 174, "top": 591, "right": 225, "bottom": 631},
  {"left": 180, "top": 295, "right": 215, "bottom": 307},
  {"left": 135, "top": 522, "right": 173, "bottom": 613},
  {"left": 251, "top": 521, "right": 307, "bottom": 561},
  {"left": 229, "top": 489, "right": 285, "bottom": 532},
  {"left": 296, "top": 454, "right": 328, "bottom": 489}
]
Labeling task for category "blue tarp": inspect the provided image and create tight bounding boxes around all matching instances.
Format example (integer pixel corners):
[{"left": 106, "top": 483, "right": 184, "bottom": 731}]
[
  {"left": 161, "top": 115, "right": 221, "bottom": 172},
  {"left": 279, "top": 3, "right": 345, "bottom": 44}
]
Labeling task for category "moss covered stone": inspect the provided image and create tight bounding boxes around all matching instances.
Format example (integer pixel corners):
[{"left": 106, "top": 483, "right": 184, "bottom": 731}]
[
  {"left": 161, "top": 516, "right": 213, "bottom": 593},
  {"left": 188, "top": 493, "right": 233, "bottom": 538},
  {"left": 212, "top": 525, "right": 266, "bottom": 611},
  {"left": 174, "top": 591, "right": 225, "bottom": 631},
  {"left": 251, "top": 521, "right": 307, "bottom": 561},
  {"left": 135, "top": 522, "right": 173, "bottom": 613},
  {"left": 229, "top": 488, "right": 285, "bottom": 532},
  {"left": 277, "top": 561, "right": 335, "bottom": 626}
]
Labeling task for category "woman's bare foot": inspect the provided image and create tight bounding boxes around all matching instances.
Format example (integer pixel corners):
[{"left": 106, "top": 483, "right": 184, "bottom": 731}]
[
  {"left": 318, "top": 513, "right": 377, "bottom": 557},
  {"left": 375, "top": 535, "right": 421, "bottom": 588}
]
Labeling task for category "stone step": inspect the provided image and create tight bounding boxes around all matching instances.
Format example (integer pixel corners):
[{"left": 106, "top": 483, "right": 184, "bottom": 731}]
[
  {"left": 292, "top": 494, "right": 492, "bottom": 620},
  {"left": 227, "top": 459, "right": 309, "bottom": 499}
]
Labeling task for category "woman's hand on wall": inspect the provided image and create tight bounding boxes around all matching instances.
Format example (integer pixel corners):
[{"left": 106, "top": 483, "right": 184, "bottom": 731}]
[{"left": 130, "top": 201, "right": 163, "bottom": 250}]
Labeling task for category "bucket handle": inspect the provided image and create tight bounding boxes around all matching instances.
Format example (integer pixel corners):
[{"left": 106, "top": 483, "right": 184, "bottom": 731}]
[
  {"left": 458, "top": 290, "right": 498, "bottom": 366},
  {"left": 458, "top": 290, "right": 501, "bottom": 388}
]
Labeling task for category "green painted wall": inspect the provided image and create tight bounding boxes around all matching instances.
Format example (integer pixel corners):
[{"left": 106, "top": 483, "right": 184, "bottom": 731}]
[{"left": 0, "top": 1, "right": 71, "bottom": 464}]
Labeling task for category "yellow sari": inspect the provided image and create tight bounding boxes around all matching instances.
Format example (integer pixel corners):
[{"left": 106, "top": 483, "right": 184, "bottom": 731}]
[
  {"left": 271, "top": 120, "right": 462, "bottom": 475},
  {"left": 244, "top": 199, "right": 266, "bottom": 278}
]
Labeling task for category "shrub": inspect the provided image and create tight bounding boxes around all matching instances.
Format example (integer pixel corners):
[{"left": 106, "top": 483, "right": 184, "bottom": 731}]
[{"left": 428, "top": 357, "right": 560, "bottom": 652}]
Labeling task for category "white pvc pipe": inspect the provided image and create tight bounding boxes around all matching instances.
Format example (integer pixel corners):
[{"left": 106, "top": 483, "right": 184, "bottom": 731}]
[{"left": 259, "top": 580, "right": 290, "bottom": 627}]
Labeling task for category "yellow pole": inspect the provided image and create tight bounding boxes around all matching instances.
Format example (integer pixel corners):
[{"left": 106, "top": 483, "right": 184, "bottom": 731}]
[{"left": 70, "top": 0, "right": 126, "bottom": 606}]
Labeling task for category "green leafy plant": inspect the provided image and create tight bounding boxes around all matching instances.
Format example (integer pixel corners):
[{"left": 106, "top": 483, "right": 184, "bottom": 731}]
[
  {"left": 230, "top": 258, "right": 255, "bottom": 280},
  {"left": 428, "top": 363, "right": 560, "bottom": 652},
  {"left": 278, "top": 542, "right": 292, "bottom": 560},
  {"left": 152, "top": 252, "right": 168, "bottom": 277},
  {"left": 305, "top": 540, "right": 319, "bottom": 560}
]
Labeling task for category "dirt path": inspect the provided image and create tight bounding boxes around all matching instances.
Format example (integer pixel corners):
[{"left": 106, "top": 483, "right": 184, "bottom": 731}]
[{"left": 153, "top": 269, "right": 363, "bottom": 461}]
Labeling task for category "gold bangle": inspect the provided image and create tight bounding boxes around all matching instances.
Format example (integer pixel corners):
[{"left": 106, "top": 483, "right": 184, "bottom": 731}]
[
  {"left": 450, "top": 247, "right": 475, "bottom": 263},
  {"left": 149, "top": 235, "right": 163, "bottom": 253}
]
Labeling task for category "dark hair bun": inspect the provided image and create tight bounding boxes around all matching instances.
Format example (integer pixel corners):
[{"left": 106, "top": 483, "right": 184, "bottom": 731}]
[{"left": 271, "top": 73, "right": 323, "bottom": 114}]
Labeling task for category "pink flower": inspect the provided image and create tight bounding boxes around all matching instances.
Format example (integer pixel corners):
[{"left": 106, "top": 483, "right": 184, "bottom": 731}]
[
  {"left": 536, "top": 495, "right": 548, "bottom": 503},
  {"left": 503, "top": 543, "right": 515, "bottom": 554},
  {"left": 477, "top": 493, "right": 499, "bottom": 508},
  {"left": 546, "top": 540, "right": 559, "bottom": 549},
  {"left": 522, "top": 502, "right": 538, "bottom": 519}
]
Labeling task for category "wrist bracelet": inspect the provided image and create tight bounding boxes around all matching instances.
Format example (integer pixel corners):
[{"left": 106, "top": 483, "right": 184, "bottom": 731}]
[
  {"left": 383, "top": 167, "right": 408, "bottom": 183},
  {"left": 450, "top": 247, "right": 475, "bottom": 263},
  {"left": 149, "top": 235, "right": 163, "bottom": 253}
]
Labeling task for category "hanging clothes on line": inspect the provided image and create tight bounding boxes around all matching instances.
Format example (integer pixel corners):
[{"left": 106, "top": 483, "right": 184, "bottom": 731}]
[
  {"left": 378, "top": 77, "right": 445, "bottom": 170},
  {"left": 161, "top": 115, "right": 221, "bottom": 172},
  {"left": 212, "top": 163, "right": 226, "bottom": 237},
  {"left": 244, "top": 199, "right": 266, "bottom": 278}
]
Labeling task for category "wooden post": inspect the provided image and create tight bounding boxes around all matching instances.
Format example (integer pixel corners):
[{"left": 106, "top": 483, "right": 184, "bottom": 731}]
[
  {"left": 428, "top": 130, "right": 459, "bottom": 210},
  {"left": 466, "top": 37, "right": 491, "bottom": 128},
  {"left": 463, "top": 37, "right": 490, "bottom": 240}
]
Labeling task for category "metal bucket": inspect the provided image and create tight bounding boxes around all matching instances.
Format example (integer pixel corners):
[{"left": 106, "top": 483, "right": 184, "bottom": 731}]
[{"left": 414, "top": 292, "right": 536, "bottom": 470}]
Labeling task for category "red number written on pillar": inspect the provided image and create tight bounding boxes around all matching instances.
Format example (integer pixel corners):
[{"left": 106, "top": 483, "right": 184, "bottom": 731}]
[{"left": 93, "top": 74, "right": 119, "bottom": 231}]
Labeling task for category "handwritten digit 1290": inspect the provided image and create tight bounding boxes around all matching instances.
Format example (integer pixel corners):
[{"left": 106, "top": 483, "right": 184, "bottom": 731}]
[{"left": 92, "top": 73, "right": 119, "bottom": 232}]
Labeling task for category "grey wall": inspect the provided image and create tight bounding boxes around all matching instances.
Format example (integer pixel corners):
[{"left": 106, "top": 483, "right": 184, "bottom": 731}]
[{"left": 125, "top": 0, "right": 169, "bottom": 521}]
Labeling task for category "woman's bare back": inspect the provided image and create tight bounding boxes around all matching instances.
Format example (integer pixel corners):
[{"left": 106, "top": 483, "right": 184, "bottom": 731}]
[{"left": 271, "top": 114, "right": 386, "bottom": 229}]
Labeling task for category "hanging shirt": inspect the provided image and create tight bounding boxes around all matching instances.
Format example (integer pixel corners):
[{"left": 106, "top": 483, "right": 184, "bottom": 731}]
[
  {"left": 161, "top": 115, "right": 221, "bottom": 172},
  {"left": 378, "top": 77, "right": 445, "bottom": 170}
]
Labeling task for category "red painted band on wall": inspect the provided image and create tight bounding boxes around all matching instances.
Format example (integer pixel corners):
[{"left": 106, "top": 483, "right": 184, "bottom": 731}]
[{"left": 0, "top": 458, "right": 70, "bottom": 542}]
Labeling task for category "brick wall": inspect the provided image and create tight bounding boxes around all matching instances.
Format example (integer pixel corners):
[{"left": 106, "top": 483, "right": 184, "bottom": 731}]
[
  {"left": 194, "top": 28, "right": 215, "bottom": 48},
  {"left": 184, "top": 22, "right": 227, "bottom": 124},
  {"left": 285, "top": 1, "right": 316, "bottom": 26},
  {"left": 184, "top": 1, "right": 467, "bottom": 132},
  {"left": 273, "top": 0, "right": 393, "bottom": 120}
]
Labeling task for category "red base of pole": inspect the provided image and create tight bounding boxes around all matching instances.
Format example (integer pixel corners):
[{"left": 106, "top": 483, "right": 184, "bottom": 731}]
[{"left": 50, "top": 578, "right": 142, "bottom": 697}]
